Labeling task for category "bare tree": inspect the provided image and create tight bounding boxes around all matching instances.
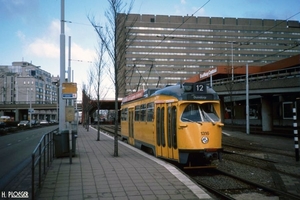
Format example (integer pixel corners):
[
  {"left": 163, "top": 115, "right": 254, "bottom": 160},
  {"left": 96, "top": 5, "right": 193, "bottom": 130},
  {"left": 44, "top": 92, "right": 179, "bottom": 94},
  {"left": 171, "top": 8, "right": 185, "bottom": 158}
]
[
  {"left": 83, "top": 70, "right": 95, "bottom": 132},
  {"left": 88, "top": 0, "right": 135, "bottom": 156},
  {"left": 90, "top": 41, "right": 108, "bottom": 141}
]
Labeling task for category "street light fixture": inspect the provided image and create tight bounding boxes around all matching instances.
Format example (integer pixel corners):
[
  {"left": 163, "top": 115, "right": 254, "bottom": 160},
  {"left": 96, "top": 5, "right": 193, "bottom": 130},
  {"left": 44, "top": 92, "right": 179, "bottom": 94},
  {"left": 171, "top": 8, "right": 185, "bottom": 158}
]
[
  {"left": 228, "top": 41, "right": 238, "bottom": 81},
  {"left": 27, "top": 88, "right": 32, "bottom": 128},
  {"left": 228, "top": 41, "right": 250, "bottom": 81}
]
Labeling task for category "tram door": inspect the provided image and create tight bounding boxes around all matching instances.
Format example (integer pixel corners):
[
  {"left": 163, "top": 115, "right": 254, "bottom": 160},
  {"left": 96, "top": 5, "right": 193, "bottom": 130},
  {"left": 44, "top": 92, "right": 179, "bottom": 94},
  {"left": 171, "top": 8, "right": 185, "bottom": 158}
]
[
  {"left": 156, "top": 103, "right": 168, "bottom": 158},
  {"left": 167, "top": 104, "right": 177, "bottom": 160},
  {"left": 128, "top": 108, "right": 134, "bottom": 145}
]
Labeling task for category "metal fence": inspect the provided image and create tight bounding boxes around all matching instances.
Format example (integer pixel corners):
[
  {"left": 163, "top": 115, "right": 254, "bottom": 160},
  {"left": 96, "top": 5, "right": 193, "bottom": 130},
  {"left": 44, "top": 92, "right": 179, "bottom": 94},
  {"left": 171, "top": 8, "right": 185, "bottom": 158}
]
[{"left": 31, "top": 128, "right": 58, "bottom": 200}]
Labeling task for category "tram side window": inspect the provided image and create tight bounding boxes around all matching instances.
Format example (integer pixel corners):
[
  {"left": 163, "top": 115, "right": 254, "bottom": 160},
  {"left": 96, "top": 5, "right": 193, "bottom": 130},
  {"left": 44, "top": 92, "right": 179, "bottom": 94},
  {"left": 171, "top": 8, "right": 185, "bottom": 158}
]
[
  {"left": 147, "top": 102, "right": 154, "bottom": 121},
  {"left": 135, "top": 105, "right": 140, "bottom": 121},
  {"left": 140, "top": 104, "right": 146, "bottom": 121},
  {"left": 121, "top": 108, "right": 128, "bottom": 121}
]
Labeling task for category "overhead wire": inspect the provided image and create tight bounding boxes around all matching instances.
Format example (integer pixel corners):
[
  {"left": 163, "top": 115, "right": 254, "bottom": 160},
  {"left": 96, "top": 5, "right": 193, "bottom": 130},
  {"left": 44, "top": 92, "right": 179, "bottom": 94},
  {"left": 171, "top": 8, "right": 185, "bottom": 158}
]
[{"left": 64, "top": 4, "right": 300, "bottom": 92}]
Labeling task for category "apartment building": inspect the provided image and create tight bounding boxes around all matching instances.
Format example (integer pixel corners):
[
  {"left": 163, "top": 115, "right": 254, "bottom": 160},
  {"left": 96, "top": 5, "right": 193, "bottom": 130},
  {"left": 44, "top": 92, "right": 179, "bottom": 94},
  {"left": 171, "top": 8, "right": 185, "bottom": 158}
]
[
  {"left": 0, "top": 61, "right": 59, "bottom": 121},
  {"left": 118, "top": 14, "right": 300, "bottom": 97}
]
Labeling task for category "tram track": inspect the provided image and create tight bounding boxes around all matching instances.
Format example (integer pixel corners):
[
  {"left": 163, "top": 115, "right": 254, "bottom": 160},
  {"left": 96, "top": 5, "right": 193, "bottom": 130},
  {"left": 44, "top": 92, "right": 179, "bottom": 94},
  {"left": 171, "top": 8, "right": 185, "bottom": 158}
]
[
  {"left": 190, "top": 168, "right": 300, "bottom": 200},
  {"left": 222, "top": 147, "right": 300, "bottom": 179},
  {"left": 219, "top": 140, "right": 300, "bottom": 199}
]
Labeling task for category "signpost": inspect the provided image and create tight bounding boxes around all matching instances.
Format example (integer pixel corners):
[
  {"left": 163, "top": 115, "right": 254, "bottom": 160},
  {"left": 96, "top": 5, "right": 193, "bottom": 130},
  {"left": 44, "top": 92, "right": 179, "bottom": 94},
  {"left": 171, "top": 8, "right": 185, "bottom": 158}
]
[{"left": 62, "top": 82, "right": 77, "bottom": 164}]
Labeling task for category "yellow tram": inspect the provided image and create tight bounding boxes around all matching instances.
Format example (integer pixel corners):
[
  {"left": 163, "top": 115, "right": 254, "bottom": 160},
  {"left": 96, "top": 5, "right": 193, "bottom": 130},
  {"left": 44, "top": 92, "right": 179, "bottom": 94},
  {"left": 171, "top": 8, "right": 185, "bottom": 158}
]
[{"left": 120, "top": 82, "right": 224, "bottom": 168}]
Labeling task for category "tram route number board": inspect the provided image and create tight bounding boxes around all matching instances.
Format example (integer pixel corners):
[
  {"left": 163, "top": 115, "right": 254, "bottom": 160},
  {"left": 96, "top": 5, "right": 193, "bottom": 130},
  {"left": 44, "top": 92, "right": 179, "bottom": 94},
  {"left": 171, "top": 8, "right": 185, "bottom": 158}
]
[{"left": 194, "top": 83, "right": 207, "bottom": 93}]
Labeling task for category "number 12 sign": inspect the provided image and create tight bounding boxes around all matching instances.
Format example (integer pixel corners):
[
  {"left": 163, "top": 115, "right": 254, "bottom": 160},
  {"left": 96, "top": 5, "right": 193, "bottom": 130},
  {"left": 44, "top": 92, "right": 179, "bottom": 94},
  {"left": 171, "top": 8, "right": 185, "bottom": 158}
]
[{"left": 195, "top": 83, "right": 206, "bottom": 93}]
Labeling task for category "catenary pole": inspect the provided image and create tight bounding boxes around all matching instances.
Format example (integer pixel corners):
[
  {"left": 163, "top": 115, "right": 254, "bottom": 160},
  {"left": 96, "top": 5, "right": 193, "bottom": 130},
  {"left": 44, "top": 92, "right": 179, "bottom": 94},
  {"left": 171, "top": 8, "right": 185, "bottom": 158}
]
[
  {"left": 59, "top": 0, "right": 66, "bottom": 132},
  {"left": 246, "top": 63, "right": 249, "bottom": 134}
]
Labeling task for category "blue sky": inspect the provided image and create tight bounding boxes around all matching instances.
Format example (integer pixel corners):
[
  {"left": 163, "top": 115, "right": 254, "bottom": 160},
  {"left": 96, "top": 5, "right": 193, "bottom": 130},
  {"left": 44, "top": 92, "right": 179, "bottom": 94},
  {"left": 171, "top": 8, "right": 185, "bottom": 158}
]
[{"left": 1, "top": 0, "right": 300, "bottom": 98}]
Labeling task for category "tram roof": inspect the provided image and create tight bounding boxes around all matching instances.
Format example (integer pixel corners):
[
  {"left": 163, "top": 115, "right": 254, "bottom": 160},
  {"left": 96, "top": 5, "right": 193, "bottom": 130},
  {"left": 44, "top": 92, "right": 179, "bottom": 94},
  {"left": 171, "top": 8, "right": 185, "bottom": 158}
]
[
  {"left": 151, "top": 84, "right": 219, "bottom": 100},
  {"left": 122, "top": 83, "right": 219, "bottom": 104}
]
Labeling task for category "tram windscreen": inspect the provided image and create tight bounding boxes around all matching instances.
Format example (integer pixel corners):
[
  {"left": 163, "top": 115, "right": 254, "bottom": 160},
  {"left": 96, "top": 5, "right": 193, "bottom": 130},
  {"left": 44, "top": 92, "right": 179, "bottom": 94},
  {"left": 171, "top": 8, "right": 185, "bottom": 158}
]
[{"left": 181, "top": 103, "right": 219, "bottom": 123}]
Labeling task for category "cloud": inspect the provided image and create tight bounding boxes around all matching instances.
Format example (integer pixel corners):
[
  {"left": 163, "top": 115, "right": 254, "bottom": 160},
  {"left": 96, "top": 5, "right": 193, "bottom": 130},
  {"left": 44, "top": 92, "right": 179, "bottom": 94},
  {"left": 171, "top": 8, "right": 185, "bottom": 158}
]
[
  {"left": 71, "top": 43, "right": 97, "bottom": 63},
  {"left": 27, "top": 38, "right": 59, "bottom": 58},
  {"left": 25, "top": 20, "right": 60, "bottom": 58},
  {"left": 25, "top": 20, "right": 76, "bottom": 59}
]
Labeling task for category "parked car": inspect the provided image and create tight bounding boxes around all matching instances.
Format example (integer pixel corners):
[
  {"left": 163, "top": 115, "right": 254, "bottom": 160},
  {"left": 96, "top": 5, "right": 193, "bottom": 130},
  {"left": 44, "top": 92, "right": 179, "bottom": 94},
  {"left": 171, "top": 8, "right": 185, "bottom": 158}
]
[
  {"left": 40, "top": 120, "right": 49, "bottom": 125},
  {"left": 18, "top": 120, "right": 30, "bottom": 127},
  {"left": 0, "top": 121, "right": 6, "bottom": 128},
  {"left": 30, "top": 120, "right": 38, "bottom": 126}
]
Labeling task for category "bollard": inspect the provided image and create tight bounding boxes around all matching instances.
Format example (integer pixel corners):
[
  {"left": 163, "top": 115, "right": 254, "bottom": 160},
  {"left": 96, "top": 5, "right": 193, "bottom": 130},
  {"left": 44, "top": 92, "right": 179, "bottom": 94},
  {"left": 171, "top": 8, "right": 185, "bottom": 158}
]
[{"left": 293, "top": 107, "right": 299, "bottom": 161}]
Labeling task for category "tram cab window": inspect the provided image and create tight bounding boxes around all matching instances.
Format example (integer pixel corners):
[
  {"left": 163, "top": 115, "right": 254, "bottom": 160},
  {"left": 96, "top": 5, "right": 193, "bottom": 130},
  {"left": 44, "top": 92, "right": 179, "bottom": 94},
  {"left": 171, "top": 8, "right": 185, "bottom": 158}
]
[
  {"left": 181, "top": 103, "right": 219, "bottom": 123},
  {"left": 201, "top": 103, "right": 219, "bottom": 122}
]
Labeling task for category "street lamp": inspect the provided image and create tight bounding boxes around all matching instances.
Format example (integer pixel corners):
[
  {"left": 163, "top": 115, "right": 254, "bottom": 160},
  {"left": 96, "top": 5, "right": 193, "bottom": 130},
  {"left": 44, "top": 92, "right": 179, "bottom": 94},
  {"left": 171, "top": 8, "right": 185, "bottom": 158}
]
[
  {"left": 228, "top": 41, "right": 238, "bottom": 81},
  {"left": 228, "top": 41, "right": 250, "bottom": 81},
  {"left": 27, "top": 88, "right": 32, "bottom": 128},
  {"left": 59, "top": 0, "right": 66, "bottom": 132}
]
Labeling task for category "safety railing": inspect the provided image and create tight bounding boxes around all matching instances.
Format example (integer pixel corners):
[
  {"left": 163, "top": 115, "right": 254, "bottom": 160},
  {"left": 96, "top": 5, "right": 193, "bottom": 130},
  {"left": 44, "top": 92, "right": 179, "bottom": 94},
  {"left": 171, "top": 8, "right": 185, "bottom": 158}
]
[{"left": 31, "top": 128, "right": 58, "bottom": 200}]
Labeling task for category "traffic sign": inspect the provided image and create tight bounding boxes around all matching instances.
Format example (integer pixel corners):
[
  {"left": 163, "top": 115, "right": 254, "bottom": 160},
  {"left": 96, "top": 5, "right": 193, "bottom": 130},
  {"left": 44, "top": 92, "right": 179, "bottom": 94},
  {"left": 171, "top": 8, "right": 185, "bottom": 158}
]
[
  {"left": 62, "top": 83, "right": 77, "bottom": 99},
  {"left": 62, "top": 93, "right": 77, "bottom": 99},
  {"left": 28, "top": 108, "right": 34, "bottom": 114}
]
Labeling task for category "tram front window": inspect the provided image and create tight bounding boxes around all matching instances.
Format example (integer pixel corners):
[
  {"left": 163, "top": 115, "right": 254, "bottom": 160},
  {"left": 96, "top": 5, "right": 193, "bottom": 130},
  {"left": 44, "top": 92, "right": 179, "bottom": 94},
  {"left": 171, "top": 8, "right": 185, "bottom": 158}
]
[{"left": 181, "top": 103, "right": 219, "bottom": 123}]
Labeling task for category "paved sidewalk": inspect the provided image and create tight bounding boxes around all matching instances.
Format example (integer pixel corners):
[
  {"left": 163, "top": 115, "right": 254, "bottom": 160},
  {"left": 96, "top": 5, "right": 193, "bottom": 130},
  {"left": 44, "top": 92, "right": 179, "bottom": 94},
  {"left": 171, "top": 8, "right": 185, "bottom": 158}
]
[{"left": 38, "top": 126, "right": 212, "bottom": 200}]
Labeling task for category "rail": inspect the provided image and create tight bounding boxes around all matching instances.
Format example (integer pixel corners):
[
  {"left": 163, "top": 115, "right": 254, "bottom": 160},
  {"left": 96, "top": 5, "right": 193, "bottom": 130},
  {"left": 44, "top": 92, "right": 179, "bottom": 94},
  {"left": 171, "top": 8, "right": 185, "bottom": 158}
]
[{"left": 31, "top": 128, "right": 58, "bottom": 200}]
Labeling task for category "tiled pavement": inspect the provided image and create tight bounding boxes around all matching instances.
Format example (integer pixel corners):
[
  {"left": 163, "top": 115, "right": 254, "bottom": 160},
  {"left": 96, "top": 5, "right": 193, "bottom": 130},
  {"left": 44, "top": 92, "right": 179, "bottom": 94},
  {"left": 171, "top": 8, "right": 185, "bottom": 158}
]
[{"left": 38, "top": 125, "right": 212, "bottom": 200}]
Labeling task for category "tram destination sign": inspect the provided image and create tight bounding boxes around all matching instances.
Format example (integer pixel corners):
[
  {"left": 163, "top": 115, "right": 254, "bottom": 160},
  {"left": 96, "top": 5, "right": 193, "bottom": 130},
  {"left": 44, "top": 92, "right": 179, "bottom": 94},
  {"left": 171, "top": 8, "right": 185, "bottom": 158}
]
[{"left": 185, "top": 93, "right": 213, "bottom": 100}]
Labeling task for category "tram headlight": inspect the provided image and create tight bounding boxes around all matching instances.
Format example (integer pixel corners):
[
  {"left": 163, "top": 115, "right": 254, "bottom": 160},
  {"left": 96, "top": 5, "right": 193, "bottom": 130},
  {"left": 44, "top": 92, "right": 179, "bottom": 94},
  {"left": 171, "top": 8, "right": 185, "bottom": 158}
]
[
  {"left": 184, "top": 85, "right": 193, "bottom": 92},
  {"left": 201, "top": 136, "right": 209, "bottom": 144}
]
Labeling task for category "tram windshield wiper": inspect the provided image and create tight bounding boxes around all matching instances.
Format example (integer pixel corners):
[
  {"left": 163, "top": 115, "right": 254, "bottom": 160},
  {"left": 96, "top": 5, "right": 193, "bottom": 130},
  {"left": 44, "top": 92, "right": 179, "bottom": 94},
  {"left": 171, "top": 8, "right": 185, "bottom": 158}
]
[
  {"left": 201, "top": 110, "right": 215, "bottom": 125},
  {"left": 181, "top": 117, "right": 202, "bottom": 125}
]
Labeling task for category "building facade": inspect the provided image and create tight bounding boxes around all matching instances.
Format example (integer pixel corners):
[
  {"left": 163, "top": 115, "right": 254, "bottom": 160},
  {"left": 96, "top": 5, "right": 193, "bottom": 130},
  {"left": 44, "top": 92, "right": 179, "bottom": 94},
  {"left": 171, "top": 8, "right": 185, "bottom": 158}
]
[
  {"left": 119, "top": 14, "right": 300, "bottom": 97},
  {"left": 0, "top": 61, "right": 59, "bottom": 121}
]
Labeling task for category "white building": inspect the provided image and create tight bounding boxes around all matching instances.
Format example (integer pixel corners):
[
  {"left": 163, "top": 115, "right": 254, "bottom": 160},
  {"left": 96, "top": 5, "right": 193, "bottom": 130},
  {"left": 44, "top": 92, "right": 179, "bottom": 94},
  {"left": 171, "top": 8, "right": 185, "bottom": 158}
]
[{"left": 0, "top": 61, "right": 59, "bottom": 121}]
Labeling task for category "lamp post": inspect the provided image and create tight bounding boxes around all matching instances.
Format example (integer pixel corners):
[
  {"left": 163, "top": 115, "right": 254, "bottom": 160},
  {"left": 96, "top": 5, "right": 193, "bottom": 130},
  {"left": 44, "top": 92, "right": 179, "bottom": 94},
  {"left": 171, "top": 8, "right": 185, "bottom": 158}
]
[
  {"left": 228, "top": 41, "right": 238, "bottom": 81},
  {"left": 246, "top": 63, "right": 249, "bottom": 134},
  {"left": 27, "top": 88, "right": 32, "bottom": 128},
  {"left": 59, "top": 0, "right": 66, "bottom": 131}
]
